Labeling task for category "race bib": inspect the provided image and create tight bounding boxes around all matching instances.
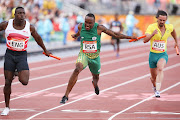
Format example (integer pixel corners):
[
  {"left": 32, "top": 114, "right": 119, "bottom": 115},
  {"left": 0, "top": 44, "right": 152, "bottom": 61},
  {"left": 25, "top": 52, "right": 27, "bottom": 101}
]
[
  {"left": 83, "top": 41, "right": 97, "bottom": 53},
  {"left": 152, "top": 40, "right": 165, "bottom": 52},
  {"left": 9, "top": 40, "right": 25, "bottom": 50}
]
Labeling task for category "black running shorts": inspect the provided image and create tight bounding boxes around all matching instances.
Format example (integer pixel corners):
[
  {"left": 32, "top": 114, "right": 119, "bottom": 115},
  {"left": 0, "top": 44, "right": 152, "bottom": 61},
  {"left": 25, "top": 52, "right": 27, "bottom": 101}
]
[{"left": 4, "top": 49, "right": 29, "bottom": 72}]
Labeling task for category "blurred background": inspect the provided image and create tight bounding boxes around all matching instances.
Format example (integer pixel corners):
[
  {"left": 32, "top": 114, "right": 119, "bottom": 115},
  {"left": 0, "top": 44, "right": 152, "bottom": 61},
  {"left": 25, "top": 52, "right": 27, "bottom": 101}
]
[{"left": 0, "top": 0, "right": 180, "bottom": 45}]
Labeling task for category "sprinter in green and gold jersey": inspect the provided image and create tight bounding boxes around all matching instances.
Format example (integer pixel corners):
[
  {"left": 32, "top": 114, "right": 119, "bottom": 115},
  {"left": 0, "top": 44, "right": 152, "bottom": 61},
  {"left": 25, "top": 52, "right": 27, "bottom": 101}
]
[
  {"left": 144, "top": 10, "right": 179, "bottom": 98},
  {"left": 60, "top": 13, "right": 137, "bottom": 104}
]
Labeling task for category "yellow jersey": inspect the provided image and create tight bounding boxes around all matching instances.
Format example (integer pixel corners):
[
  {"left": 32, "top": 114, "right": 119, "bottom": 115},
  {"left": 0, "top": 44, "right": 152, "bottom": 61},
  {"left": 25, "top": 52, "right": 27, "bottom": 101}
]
[{"left": 145, "top": 23, "right": 173, "bottom": 53}]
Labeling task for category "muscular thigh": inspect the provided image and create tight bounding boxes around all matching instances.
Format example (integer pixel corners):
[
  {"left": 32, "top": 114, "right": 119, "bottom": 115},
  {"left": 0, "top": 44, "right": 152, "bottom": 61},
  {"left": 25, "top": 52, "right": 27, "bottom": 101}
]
[
  {"left": 76, "top": 52, "right": 88, "bottom": 69},
  {"left": 16, "top": 53, "right": 29, "bottom": 72},
  {"left": 88, "top": 56, "right": 101, "bottom": 75},
  {"left": 4, "top": 51, "right": 16, "bottom": 72},
  {"left": 149, "top": 52, "right": 168, "bottom": 68}
]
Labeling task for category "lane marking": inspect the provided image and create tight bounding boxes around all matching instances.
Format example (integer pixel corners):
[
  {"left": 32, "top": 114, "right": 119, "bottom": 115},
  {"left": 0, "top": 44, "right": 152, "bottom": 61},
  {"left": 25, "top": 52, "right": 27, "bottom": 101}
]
[
  {"left": 108, "top": 82, "right": 180, "bottom": 120},
  {"left": 0, "top": 53, "right": 177, "bottom": 103},
  {"left": 26, "top": 63, "right": 180, "bottom": 120},
  {"left": 0, "top": 49, "right": 153, "bottom": 87},
  {"left": 61, "top": 109, "right": 109, "bottom": 113},
  {"left": 134, "top": 111, "right": 180, "bottom": 115},
  {"left": 0, "top": 47, "right": 176, "bottom": 88},
  {"left": 0, "top": 46, "right": 149, "bottom": 77}
]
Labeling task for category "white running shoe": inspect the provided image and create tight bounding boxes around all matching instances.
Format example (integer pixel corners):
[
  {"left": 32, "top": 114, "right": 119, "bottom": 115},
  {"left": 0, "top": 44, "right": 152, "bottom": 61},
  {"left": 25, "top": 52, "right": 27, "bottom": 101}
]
[
  {"left": 155, "top": 91, "right": 160, "bottom": 98},
  {"left": 1, "top": 107, "right": 10, "bottom": 116}
]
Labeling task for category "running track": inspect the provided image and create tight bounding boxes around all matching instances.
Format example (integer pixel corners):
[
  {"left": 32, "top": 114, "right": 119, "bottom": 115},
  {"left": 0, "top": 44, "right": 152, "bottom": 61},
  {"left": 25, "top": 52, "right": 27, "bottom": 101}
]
[{"left": 0, "top": 41, "right": 180, "bottom": 120}]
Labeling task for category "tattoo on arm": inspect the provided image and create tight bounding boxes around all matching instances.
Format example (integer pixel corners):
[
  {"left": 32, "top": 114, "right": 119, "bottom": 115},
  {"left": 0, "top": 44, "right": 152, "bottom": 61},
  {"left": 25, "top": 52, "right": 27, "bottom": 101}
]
[{"left": 99, "top": 25, "right": 131, "bottom": 39}]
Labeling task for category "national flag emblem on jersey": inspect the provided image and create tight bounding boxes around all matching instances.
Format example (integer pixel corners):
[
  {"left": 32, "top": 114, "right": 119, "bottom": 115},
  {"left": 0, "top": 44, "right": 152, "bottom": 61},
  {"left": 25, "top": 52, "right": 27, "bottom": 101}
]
[{"left": 92, "top": 37, "right": 97, "bottom": 40}]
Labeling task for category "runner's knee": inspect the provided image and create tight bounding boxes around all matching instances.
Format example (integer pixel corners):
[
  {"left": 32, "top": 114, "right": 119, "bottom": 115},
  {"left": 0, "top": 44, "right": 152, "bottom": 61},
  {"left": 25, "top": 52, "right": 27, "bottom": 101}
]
[
  {"left": 19, "top": 78, "right": 29, "bottom": 86},
  {"left": 157, "top": 67, "right": 163, "bottom": 72},
  {"left": 93, "top": 75, "right": 99, "bottom": 80},
  {"left": 74, "top": 67, "right": 82, "bottom": 74}
]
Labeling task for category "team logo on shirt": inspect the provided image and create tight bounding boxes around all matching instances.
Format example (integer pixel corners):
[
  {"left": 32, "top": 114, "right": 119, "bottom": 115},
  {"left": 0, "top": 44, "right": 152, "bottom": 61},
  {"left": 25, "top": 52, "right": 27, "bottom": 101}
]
[{"left": 92, "top": 37, "right": 97, "bottom": 40}]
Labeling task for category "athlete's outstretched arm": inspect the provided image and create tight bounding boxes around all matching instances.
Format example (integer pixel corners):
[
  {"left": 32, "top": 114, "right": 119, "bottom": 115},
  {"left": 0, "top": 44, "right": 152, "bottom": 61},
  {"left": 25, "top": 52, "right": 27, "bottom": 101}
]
[
  {"left": 0, "top": 21, "right": 8, "bottom": 31},
  {"left": 171, "top": 29, "right": 179, "bottom": 48},
  {"left": 98, "top": 25, "right": 136, "bottom": 39},
  {"left": 71, "top": 23, "right": 82, "bottom": 39},
  {"left": 30, "top": 24, "right": 51, "bottom": 56},
  {"left": 143, "top": 29, "right": 158, "bottom": 43}
]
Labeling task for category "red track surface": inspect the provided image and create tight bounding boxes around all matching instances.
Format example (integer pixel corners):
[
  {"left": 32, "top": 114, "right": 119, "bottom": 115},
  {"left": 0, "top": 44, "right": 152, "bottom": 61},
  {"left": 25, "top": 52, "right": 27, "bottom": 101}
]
[{"left": 0, "top": 41, "right": 180, "bottom": 120}]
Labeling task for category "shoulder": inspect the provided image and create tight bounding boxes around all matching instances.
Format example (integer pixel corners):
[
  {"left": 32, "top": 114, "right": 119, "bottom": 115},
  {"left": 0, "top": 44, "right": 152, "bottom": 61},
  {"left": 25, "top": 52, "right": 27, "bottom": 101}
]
[
  {"left": 146, "top": 23, "right": 156, "bottom": 30},
  {"left": 78, "top": 23, "right": 83, "bottom": 30},
  {"left": 0, "top": 21, "right": 8, "bottom": 27},
  {"left": 97, "top": 24, "right": 106, "bottom": 30},
  {"left": 166, "top": 24, "right": 173, "bottom": 29},
  {"left": 30, "top": 24, "right": 36, "bottom": 33}
]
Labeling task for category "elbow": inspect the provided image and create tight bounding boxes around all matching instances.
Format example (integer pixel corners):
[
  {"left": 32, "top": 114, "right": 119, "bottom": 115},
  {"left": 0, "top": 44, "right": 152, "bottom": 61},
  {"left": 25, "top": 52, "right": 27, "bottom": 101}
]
[{"left": 143, "top": 39, "right": 148, "bottom": 43}]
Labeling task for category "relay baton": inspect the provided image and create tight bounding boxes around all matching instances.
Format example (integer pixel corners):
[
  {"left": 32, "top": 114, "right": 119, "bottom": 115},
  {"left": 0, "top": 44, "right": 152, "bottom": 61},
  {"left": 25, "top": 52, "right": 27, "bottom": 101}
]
[
  {"left": 176, "top": 46, "right": 179, "bottom": 55},
  {"left": 43, "top": 52, "right": 61, "bottom": 60},
  {"left": 129, "top": 35, "right": 146, "bottom": 42}
]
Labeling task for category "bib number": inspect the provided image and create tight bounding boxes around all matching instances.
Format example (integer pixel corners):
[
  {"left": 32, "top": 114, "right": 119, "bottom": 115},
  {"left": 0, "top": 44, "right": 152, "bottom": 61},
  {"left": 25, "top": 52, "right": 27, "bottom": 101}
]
[
  {"left": 83, "top": 41, "right": 97, "bottom": 53},
  {"left": 9, "top": 40, "right": 25, "bottom": 50},
  {"left": 152, "top": 40, "right": 165, "bottom": 52}
]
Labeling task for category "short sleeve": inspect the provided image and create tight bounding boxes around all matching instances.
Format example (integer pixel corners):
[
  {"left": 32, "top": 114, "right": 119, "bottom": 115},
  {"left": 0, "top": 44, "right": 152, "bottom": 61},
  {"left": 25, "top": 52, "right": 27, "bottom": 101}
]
[
  {"left": 168, "top": 24, "right": 174, "bottom": 33},
  {"left": 145, "top": 24, "right": 154, "bottom": 35}
]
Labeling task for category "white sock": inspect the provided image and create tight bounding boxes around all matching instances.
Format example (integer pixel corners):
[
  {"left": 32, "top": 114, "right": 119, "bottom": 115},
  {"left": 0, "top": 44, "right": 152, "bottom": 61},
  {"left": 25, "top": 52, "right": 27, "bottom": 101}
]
[{"left": 156, "top": 83, "right": 161, "bottom": 91}]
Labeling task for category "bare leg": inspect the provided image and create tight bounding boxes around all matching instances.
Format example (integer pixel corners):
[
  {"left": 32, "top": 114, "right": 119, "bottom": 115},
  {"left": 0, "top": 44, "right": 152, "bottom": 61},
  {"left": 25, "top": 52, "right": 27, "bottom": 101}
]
[
  {"left": 111, "top": 39, "right": 116, "bottom": 51},
  {"left": 156, "top": 58, "right": 166, "bottom": 91},
  {"left": 150, "top": 68, "right": 157, "bottom": 88},
  {"left": 64, "top": 62, "right": 83, "bottom": 97},
  {"left": 18, "top": 70, "right": 29, "bottom": 86},
  {"left": 92, "top": 73, "right": 100, "bottom": 95},
  {"left": 3, "top": 70, "right": 14, "bottom": 108},
  {"left": 116, "top": 39, "right": 120, "bottom": 57}
]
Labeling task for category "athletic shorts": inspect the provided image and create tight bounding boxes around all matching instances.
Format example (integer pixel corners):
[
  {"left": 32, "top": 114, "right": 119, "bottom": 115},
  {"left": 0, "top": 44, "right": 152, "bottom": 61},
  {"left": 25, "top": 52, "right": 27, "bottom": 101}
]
[
  {"left": 4, "top": 48, "right": 29, "bottom": 72},
  {"left": 149, "top": 52, "right": 168, "bottom": 68},
  {"left": 76, "top": 52, "right": 101, "bottom": 74},
  {"left": 111, "top": 36, "right": 120, "bottom": 43}
]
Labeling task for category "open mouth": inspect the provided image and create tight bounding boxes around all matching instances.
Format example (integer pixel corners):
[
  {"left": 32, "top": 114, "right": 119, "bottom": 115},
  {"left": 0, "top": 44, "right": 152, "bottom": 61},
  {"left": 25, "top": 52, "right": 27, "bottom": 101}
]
[{"left": 85, "top": 26, "right": 90, "bottom": 30}]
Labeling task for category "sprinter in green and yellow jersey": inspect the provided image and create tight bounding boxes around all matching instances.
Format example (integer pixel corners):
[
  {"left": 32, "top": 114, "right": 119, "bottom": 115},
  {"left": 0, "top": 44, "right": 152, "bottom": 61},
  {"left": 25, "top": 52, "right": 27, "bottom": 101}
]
[{"left": 60, "top": 13, "right": 137, "bottom": 104}]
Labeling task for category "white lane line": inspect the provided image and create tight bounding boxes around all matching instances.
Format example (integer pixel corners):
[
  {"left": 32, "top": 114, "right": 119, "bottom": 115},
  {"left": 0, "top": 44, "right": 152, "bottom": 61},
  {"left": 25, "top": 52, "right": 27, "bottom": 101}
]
[
  {"left": 134, "top": 111, "right": 180, "bottom": 115},
  {"left": 108, "top": 82, "right": 180, "bottom": 120},
  {"left": 26, "top": 63, "right": 180, "bottom": 120},
  {"left": 0, "top": 49, "right": 151, "bottom": 88},
  {"left": 0, "top": 60, "right": 148, "bottom": 104},
  {"left": 0, "top": 45, "right": 149, "bottom": 75},
  {"left": 0, "top": 53, "right": 177, "bottom": 103}
]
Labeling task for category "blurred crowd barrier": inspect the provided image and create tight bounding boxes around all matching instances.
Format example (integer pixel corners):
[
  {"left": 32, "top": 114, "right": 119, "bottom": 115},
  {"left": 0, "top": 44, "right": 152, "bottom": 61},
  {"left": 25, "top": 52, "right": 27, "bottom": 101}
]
[
  {"left": 96, "top": 14, "right": 180, "bottom": 42},
  {"left": 0, "top": 0, "right": 180, "bottom": 44}
]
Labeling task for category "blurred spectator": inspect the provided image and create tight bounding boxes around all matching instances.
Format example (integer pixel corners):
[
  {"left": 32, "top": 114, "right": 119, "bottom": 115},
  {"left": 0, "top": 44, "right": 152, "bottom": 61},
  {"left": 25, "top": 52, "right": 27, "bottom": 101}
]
[
  {"left": 74, "top": 21, "right": 81, "bottom": 41},
  {"left": 125, "top": 11, "right": 138, "bottom": 36},
  {"left": 61, "top": 16, "right": 70, "bottom": 45},
  {"left": 44, "top": 15, "right": 53, "bottom": 43},
  {"left": 36, "top": 15, "right": 45, "bottom": 39}
]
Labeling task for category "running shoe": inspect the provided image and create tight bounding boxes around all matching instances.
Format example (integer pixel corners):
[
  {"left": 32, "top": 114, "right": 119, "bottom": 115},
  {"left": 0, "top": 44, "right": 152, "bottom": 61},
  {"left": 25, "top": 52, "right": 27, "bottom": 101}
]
[
  {"left": 116, "top": 53, "right": 120, "bottom": 58},
  {"left": 155, "top": 90, "right": 160, "bottom": 98},
  {"left": 92, "top": 81, "right": 99, "bottom": 95},
  {"left": 1, "top": 107, "right": 10, "bottom": 116},
  {"left": 60, "top": 96, "right": 68, "bottom": 104}
]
